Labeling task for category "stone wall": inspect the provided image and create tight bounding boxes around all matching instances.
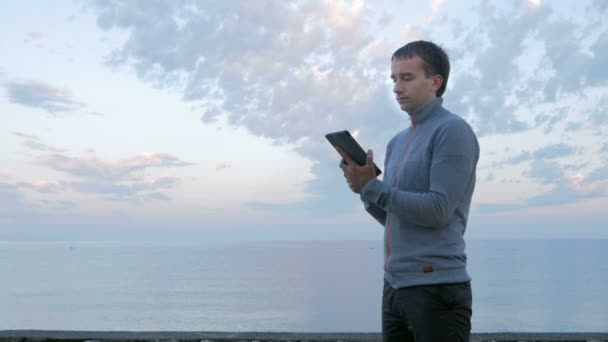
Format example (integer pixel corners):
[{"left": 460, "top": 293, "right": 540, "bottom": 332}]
[{"left": 1, "top": 331, "right": 608, "bottom": 342}]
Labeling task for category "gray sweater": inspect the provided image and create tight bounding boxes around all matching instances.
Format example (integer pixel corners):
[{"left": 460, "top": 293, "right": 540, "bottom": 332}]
[{"left": 360, "top": 97, "right": 479, "bottom": 289}]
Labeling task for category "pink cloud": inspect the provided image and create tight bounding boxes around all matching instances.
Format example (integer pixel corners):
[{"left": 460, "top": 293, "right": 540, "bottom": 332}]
[
  {"left": 17, "top": 180, "right": 69, "bottom": 194},
  {"left": 34, "top": 152, "right": 194, "bottom": 181},
  {"left": 13, "top": 131, "right": 39, "bottom": 140}
]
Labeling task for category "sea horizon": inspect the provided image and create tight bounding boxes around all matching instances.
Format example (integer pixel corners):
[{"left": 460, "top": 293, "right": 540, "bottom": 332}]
[{"left": 1, "top": 239, "right": 606, "bottom": 332}]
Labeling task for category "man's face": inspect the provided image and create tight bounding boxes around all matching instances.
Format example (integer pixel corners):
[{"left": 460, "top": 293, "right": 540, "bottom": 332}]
[{"left": 390, "top": 56, "right": 442, "bottom": 113}]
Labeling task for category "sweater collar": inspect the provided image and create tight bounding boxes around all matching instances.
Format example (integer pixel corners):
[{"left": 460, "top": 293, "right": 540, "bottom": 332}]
[{"left": 409, "top": 97, "right": 443, "bottom": 125}]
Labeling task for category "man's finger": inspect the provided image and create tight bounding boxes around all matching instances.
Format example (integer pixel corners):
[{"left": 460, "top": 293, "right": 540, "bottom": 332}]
[
  {"left": 335, "top": 147, "right": 355, "bottom": 166},
  {"left": 339, "top": 159, "right": 349, "bottom": 175}
]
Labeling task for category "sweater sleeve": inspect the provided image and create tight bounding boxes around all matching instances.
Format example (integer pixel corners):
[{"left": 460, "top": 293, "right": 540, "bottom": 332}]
[
  {"left": 358, "top": 136, "right": 396, "bottom": 227},
  {"left": 360, "top": 194, "right": 387, "bottom": 226},
  {"left": 360, "top": 120, "right": 478, "bottom": 227}
]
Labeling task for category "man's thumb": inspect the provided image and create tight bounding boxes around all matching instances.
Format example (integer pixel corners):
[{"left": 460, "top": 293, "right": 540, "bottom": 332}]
[{"left": 366, "top": 149, "right": 373, "bottom": 165}]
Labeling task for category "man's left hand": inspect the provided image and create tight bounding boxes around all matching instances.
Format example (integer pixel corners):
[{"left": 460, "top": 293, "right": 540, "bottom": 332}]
[{"left": 337, "top": 147, "right": 377, "bottom": 194}]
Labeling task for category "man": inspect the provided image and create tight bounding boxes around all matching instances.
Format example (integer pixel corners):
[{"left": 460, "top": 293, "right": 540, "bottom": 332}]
[{"left": 337, "top": 40, "right": 479, "bottom": 342}]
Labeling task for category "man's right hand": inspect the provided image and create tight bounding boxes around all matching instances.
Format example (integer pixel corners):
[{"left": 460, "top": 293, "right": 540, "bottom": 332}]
[{"left": 336, "top": 147, "right": 376, "bottom": 194}]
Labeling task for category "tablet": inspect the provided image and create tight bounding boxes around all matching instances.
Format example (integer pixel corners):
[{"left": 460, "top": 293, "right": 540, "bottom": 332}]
[{"left": 325, "top": 130, "right": 382, "bottom": 176}]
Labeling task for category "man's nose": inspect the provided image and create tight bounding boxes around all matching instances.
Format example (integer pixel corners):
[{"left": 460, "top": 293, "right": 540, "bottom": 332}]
[{"left": 393, "top": 82, "right": 402, "bottom": 94}]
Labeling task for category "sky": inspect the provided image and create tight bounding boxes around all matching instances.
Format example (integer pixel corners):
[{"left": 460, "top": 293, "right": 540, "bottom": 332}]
[{"left": 1, "top": 0, "right": 607, "bottom": 241}]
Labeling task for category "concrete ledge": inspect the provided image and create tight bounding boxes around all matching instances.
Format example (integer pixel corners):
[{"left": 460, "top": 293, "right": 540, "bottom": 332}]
[{"left": 1, "top": 331, "right": 608, "bottom": 342}]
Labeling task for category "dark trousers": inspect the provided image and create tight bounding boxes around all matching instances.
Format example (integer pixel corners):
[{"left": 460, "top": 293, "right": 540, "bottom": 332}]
[{"left": 382, "top": 280, "right": 472, "bottom": 342}]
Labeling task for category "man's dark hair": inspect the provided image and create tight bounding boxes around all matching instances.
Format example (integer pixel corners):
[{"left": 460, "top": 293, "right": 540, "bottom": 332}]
[{"left": 392, "top": 40, "right": 450, "bottom": 97}]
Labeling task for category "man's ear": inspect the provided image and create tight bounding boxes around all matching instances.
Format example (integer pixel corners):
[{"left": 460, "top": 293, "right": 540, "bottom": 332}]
[{"left": 432, "top": 74, "right": 444, "bottom": 93}]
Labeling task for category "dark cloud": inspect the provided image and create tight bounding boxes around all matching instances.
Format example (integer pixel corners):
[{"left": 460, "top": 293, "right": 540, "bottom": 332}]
[
  {"left": 441, "top": 1, "right": 608, "bottom": 136},
  {"left": 586, "top": 165, "right": 608, "bottom": 183},
  {"left": 588, "top": 95, "right": 608, "bottom": 132},
  {"left": 524, "top": 159, "right": 565, "bottom": 184},
  {"left": 483, "top": 173, "right": 496, "bottom": 182},
  {"left": 5, "top": 80, "right": 85, "bottom": 114},
  {"left": 509, "top": 151, "right": 533, "bottom": 164},
  {"left": 248, "top": 159, "right": 365, "bottom": 216},
  {"left": 534, "top": 109, "right": 567, "bottom": 134},
  {"left": 534, "top": 143, "right": 580, "bottom": 159},
  {"left": 565, "top": 121, "right": 584, "bottom": 132},
  {"left": 497, "top": 143, "right": 580, "bottom": 168}
]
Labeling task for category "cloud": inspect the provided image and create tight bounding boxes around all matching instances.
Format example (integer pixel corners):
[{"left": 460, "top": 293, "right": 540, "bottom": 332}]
[
  {"left": 601, "top": 142, "right": 608, "bottom": 154},
  {"left": 23, "top": 140, "right": 66, "bottom": 153},
  {"left": 12, "top": 131, "right": 39, "bottom": 140},
  {"left": 35, "top": 152, "right": 193, "bottom": 181},
  {"left": 0, "top": 182, "right": 79, "bottom": 227},
  {"left": 44, "top": 200, "right": 77, "bottom": 211},
  {"left": 71, "top": 176, "right": 179, "bottom": 202},
  {"left": 87, "top": 0, "right": 391, "bottom": 142},
  {"left": 534, "top": 143, "right": 580, "bottom": 159},
  {"left": 12, "top": 130, "right": 68, "bottom": 153},
  {"left": 534, "top": 108, "right": 567, "bottom": 134},
  {"left": 11, "top": 129, "right": 193, "bottom": 202},
  {"left": 497, "top": 143, "right": 580, "bottom": 167},
  {"left": 32, "top": 151, "right": 192, "bottom": 202},
  {"left": 216, "top": 160, "right": 232, "bottom": 171},
  {"left": 508, "top": 151, "right": 533, "bottom": 164},
  {"left": 438, "top": 1, "right": 608, "bottom": 136},
  {"left": 475, "top": 202, "right": 526, "bottom": 213},
  {"left": 526, "top": 180, "right": 607, "bottom": 207},
  {"left": 24, "top": 31, "right": 45, "bottom": 43},
  {"left": 479, "top": 155, "right": 608, "bottom": 213},
  {"left": 430, "top": 0, "right": 447, "bottom": 13},
  {"left": 0, "top": 183, "right": 45, "bottom": 220},
  {"left": 588, "top": 94, "right": 608, "bottom": 132},
  {"left": 587, "top": 165, "right": 608, "bottom": 183},
  {"left": 12, "top": 171, "right": 182, "bottom": 202},
  {"left": 524, "top": 159, "right": 566, "bottom": 184},
  {"left": 5, "top": 80, "right": 86, "bottom": 114},
  {"left": 85, "top": 1, "right": 608, "bottom": 215},
  {"left": 17, "top": 180, "right": 69, "bottom": 194},
  {"left": 14, "top": 131, "right": 195, "bottom": 202},
  {"left": 85, "top": 0, "right": 406, "bottom": 214}
]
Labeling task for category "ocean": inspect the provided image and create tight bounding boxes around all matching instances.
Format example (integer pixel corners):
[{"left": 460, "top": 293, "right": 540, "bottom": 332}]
[{"left": 1, "top": 239, "right": 606, "bottom": 332}]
